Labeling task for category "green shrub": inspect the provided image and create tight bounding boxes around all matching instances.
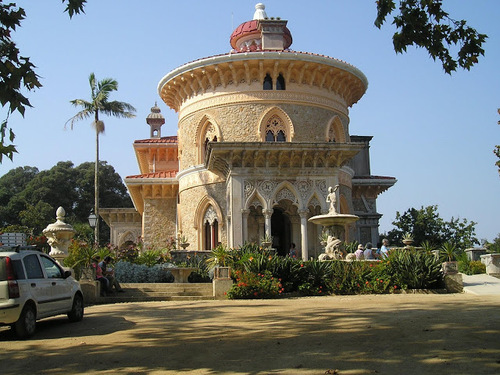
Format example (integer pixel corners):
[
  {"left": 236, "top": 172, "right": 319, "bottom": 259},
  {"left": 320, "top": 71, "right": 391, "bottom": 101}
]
[
  {"left": 226, "top": 270, "right": 281, "bottom": 299},
  {"left": 114, "top": 261, "right": 174, "bottom": 283},
  {"left": 330, "top": 260, "right": 376, "bottom": 294},
  {"left": 458, "top": 259, "right": 486, "bottom": 275},
  {"left": 378, "top": 249, "right": 443, "bottom": 289},
  {"left": 300, "top": 260, "right": 334, "bottom": 294},
  {"left": 135, "top": 249, "right": 170, "bottom": 267}
]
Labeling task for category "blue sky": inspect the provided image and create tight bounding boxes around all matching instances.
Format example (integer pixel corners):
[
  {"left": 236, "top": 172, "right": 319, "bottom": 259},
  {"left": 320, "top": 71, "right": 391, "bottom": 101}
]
[{"left": 1, "top": 1, "right": 499, "bottom": 242}]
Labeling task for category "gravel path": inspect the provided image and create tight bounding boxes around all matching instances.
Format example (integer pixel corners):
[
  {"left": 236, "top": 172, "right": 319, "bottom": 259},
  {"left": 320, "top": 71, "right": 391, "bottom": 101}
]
[{"left": 1, "top": 293, "right": 499, "bottom": 374}]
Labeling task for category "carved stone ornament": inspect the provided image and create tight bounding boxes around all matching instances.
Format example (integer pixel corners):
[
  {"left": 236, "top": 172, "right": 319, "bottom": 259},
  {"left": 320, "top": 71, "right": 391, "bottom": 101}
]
[
  {"left": 275, "top": 187, "right": 297, "bottom": 204},
  {"left": 257, "top": 179, "right": 278, "bottom": 199},
  {"left": 42, "top": 207, "right": 76, "bottom": 260},
  {"left": 308, "top": 196, "right": 321, "bottom": 209},
  {"left": 204, "top": 205, "right": 218, "bottom": 225},
  {"left": 294, "top": 179, "right": 313, "bottom": 200},
  {"left": 244, "top": 180, "right": 255, "bottom": 200}
]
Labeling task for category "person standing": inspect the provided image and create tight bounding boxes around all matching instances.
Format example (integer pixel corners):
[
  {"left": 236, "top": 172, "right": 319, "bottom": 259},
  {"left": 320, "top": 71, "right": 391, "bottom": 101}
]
[{"left": 380, "top": 239, "right": 391, "bottom": 259}]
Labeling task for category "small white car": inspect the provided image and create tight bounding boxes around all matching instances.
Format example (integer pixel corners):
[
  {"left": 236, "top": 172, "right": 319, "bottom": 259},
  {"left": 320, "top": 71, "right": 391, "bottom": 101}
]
[{"left": 0, "top": 247, "right": 84, "bottom": 338}]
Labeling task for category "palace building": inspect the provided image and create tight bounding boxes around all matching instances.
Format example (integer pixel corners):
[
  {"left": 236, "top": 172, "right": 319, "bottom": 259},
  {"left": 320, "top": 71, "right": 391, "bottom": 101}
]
[{"left": 101, "top": 4, "right": 396, "bottom": 260}]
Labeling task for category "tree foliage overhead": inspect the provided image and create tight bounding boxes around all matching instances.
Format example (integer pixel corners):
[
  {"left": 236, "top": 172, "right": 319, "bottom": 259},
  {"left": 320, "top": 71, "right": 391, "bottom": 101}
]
[
  {"left": 375, "top": 0, "right": 487, "bottom": 74},
  {"left": 0, "top": 0, "right": 86, "bottom": 163},
  {"left": 0, "top": 160, "right": 132, "bottom": 235},
  {"left": 385, "top": 205, "right": 478, "bottom": 250}
]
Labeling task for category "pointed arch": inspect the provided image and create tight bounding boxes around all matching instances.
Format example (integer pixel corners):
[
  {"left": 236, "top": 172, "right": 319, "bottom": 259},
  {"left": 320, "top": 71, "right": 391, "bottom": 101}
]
[
  {"left": 307, "top": 193, "right": 324, "bottom": 211},
  {"left": 326, "top": 116, "right": 347, "bottom": 143},
  {"left": 272, "top": 181, "right": 300, "bottom": 208},
  {"left": 194, "top": 195, "right": 224, "bottom": 250},
  {"left": 195, "top": 115, "right": 222, "bottom": 163},
  {"left": 258, "top": 106, "right": 295, "bottom": 142},
  {"left": 118, "top": 230, "right": 138, "bottom": 248},
  {"left": 245, "top": 190, "right": 266, "bottom": 210}
]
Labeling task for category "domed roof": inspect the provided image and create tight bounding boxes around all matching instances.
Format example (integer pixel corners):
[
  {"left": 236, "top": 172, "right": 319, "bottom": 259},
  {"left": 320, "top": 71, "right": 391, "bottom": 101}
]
[
  {"left": 229, "top": 3, "right": 292, "bottom": 52},
  {"left": 146, "top": 103, "right": 164, "bottom": 120}
]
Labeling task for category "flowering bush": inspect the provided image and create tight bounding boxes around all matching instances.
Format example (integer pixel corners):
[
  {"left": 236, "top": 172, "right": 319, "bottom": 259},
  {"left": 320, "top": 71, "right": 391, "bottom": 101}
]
[
  {"left": 27, "top": 235, "right": 49, "bottom": 253},
  {"left": 226, "top": 270, "right": 282, "bottom": 299},
  {"left": 227, "top": 245, "right": 444, "bottom": 298}
]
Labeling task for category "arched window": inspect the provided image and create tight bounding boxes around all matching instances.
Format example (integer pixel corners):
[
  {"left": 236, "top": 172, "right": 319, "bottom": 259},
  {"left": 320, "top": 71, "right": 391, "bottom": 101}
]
[
  {"left": 263, "top": 73, "right": 273, "bottom": 90},
  {"left": 203, "top": 205, "right": 218, "bottom": 250},
  {"left": 201, "top": 122, "right": 218, "bottom": 161},
  {"left": 276, "top": 74, "right": 286, "bottom": 90},
  {"left": 326, "top": 116, "right": 346, "bottom": 143},
  {"left": 265, "top": 114, "right": 287, "bottom": 142},
  {"left": 276, "top": 130, "right": 286, "bottom": 142},
  {"left": 328, "top": 125, "right": 335, "bottom": 143}
]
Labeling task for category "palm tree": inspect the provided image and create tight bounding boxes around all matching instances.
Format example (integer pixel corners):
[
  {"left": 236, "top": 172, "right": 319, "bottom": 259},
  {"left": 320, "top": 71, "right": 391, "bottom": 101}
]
[{"left": 66, "top": 72, "right": 136, "bottom": 246}]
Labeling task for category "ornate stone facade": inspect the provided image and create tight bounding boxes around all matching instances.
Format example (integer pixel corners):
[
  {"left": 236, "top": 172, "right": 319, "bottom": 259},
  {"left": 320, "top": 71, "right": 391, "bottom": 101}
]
[{"left": 106, "top": 4, "right": 396, "bottom": 257}]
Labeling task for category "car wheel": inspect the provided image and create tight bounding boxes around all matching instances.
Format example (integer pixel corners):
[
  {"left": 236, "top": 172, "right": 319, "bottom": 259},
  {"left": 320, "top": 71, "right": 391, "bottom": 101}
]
[
  {"left": 14, "top": 304, "right": 37, "bottom": 339},
  {"left": 67, "top": 293, "right": 84, "bottom": 322}
]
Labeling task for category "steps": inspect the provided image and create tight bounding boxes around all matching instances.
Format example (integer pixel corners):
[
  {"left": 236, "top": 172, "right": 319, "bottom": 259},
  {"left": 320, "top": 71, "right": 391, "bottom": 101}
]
[{"left": 93, "top": 282, "right": 215, "bottom": 304}]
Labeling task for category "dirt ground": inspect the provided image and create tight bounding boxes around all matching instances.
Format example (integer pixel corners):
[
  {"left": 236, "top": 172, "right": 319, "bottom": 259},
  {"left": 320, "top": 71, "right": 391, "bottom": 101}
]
[{"left": 1, "top": 293, "right": 500, "bottom": 375}]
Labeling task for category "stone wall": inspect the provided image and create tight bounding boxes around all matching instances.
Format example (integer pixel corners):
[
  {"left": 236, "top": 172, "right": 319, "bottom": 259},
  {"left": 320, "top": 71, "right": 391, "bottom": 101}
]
[
  {"left": 178, "top": 100, "right": 347, "bottom": 170},
  {"left": 178, "top": 182, "right": 228, "bottom": 250},
  {"left": 143, "top": 198, "right": 177, "bottom": 250}
]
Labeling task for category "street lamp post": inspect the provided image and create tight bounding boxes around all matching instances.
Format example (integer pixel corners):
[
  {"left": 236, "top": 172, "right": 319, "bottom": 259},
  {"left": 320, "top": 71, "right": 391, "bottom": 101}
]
[{"left": 88, "top": 211, "right": 98, "bottom": 248}]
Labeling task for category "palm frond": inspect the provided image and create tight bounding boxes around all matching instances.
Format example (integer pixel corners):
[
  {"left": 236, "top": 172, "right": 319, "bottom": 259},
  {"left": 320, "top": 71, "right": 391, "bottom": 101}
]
[
  {"left": 101, "top": 101, "right": 136, "bottom": 118},
  {"left": 65, "top": 108, "right": 93, "bottom": 129},
  {"left": 68, "top": 73, "right": 136, "bottom": 129}
]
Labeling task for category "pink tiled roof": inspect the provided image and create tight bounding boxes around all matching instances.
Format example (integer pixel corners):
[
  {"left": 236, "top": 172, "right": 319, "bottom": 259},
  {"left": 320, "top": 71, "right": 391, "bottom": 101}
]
[
  {"left": 134, "top": 136, "right": 177, "bottom": 144},
  {"left": 229, "top": 20, "right": 292, "bottom": 51},
  {"left": 126, "top": 170, "right": 177, "bottom": 179}
]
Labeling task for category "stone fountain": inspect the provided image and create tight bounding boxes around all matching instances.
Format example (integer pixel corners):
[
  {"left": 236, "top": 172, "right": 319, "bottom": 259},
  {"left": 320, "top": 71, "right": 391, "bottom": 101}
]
[
  {"left": 308, "top": 185, "right": 358, "bottom": 260},
  {"left": 42, "top": 207, "right": 76, "bottom": 265}
]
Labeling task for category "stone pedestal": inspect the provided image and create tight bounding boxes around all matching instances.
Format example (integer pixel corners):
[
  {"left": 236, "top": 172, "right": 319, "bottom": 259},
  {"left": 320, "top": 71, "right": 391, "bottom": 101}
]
[
  {"left": 465, "top": 247, "right": 487, "bottom": 261},
  {"left": 480, "top": 253, "right": 500, "bottom": 277},
  {"left": 42, "top": 207, "right": 76, "bottom": 266},
  {"left": 170, "top": 267, "right": 197, "bottom": 283},
  {"left": 444, "top": 273, "right": 463, "bottom": 293},
  {"left": 213, "top": 278, "right": 233, "bottom": 299}
]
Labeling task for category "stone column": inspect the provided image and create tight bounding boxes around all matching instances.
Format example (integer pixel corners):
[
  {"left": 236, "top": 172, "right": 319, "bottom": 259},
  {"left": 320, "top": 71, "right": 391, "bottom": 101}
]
[
  {"left": 229, "top": 177, "right": 244, "bottom": 247},
  {"left": 210, "top": 223, "right": 215, "bottom": 249},
  {"left": 257, "top": 217, "right": 265, "bottom": 242},
  {"left": 299, "top": 209, "right": 309, "bottom": 261},
  {"left": 263, "top": 209, "right": 273, "bottom": 237},
  {"left": 241, "top": 209, "right": 250, "bottom": 243}
]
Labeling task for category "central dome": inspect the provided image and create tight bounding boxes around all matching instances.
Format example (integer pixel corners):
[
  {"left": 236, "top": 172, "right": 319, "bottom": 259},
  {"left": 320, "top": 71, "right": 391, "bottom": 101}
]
[{"left": 229, "top": 3, "right": 292, "bottom": 52}]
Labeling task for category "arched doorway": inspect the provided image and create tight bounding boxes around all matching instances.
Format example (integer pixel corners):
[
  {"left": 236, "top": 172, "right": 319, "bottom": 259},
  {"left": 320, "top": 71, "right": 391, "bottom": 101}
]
[{"left": 271, "top": 207, "right": 291, "bottom": 256}]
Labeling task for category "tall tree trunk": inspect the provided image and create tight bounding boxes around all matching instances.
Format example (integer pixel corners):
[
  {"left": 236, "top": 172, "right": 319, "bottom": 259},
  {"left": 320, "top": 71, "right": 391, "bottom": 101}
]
[{"left": 94, "top": 118, "right": 99, "bottom": 248}]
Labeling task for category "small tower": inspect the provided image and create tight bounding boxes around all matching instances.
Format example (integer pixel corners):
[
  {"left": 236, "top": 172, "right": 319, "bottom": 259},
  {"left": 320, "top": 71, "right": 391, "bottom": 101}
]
[{"left": 146, "top": 102, "right": 165, "bottom": 138}]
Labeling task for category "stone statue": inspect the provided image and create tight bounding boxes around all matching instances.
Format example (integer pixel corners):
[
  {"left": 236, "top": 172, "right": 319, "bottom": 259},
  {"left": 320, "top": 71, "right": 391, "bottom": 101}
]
[
  {"left": 326, "top": 185, "right": 339, "bottom": 215},
  {"left": 318, "top": 234, "right": 343, "bottom": 261}
]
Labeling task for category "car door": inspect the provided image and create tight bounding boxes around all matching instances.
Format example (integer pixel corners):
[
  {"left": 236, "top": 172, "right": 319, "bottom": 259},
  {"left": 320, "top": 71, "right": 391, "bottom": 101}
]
[
  {"left": 22, "top": 253, "right": 54, "bottom": 317},
  {"left": 39, "top": 255, "right": 73, "bottom": 313}
]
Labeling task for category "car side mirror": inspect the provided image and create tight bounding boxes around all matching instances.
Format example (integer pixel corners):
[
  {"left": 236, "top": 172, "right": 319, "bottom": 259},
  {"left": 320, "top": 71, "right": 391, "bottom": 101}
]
[{"left": 63, "top": 270, "right": 72, "bottom": 279}]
